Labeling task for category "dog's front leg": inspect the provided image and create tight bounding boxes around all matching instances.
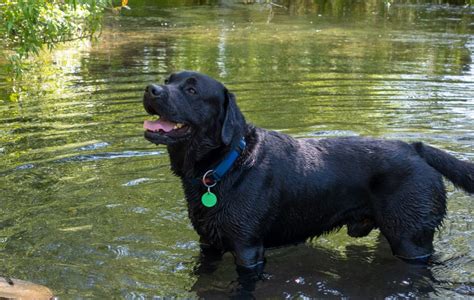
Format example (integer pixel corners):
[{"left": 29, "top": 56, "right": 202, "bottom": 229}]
[
  {"left": 231, "top": 243, "right": 266, "bottom": 295},
  {"left": 194, "top": 238, "right": 224, "bottom": 275}
]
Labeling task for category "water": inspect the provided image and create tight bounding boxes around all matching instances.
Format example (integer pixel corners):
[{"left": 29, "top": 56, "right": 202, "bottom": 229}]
[{"left": 0, "top": 0, "right": 473, "bottom": 298}]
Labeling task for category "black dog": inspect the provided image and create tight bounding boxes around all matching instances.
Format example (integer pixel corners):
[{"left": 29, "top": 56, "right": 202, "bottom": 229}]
[{"left": 143, "top": 71, "right": 474, "bottom": 284}]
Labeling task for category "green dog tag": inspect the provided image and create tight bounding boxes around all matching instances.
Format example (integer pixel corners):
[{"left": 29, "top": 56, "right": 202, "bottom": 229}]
[{"left": 201, "top": 191, "right": 217, "bottom": 207}]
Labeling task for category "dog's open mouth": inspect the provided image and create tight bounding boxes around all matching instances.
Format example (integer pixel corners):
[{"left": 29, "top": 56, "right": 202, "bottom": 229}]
[{"left": 143, "top": 116, "right": 190, "bottom": 136}]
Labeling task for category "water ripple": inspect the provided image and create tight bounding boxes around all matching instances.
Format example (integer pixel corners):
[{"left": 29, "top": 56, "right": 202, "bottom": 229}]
[
  {"left": 122, "top": 178, "right": 155, "bottom": 186},
  {"left": 77, "top": 142, "right": 110, "bottom": 151},
  {"left": 55, "top": 150, "right": 163, "bottom": 163}
]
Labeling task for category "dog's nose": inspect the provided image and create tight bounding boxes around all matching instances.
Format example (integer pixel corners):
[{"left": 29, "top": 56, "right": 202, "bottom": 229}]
[{"left": 147, "top": 84, "right": 164, "bottom": 97}]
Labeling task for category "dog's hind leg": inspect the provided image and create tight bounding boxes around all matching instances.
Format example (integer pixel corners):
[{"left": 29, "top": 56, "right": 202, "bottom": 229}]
[
  {"left": 382, "top": 227, "right": 435, "bottom": 264},
  {"left": 373, "top": 172, "right": 446, "bottom": 264},
  {"left": 376, "top": 198, "right": 439, "bottom": 264}
]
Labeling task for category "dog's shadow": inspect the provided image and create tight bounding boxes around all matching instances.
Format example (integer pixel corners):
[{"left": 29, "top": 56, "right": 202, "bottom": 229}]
[{"left": 191, "top": 233, "right": 439, "bottom": 299}]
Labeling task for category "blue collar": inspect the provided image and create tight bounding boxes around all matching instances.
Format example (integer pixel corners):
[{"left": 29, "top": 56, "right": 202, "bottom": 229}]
[{"left": 202, "top": 137, "right": 246, "bottom": 185}]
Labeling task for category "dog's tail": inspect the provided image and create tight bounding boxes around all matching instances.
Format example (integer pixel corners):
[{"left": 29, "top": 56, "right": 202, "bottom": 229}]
[{"left": 412, "top": 142, "right": 474, "bottom": 193}]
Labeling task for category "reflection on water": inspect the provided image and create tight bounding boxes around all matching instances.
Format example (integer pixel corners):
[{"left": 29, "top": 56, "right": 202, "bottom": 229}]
[
  {"left": 0, "top": 0, "right": 473, "bottom": 298},
  {"left": 193, "top": 238, "right": 438, "bottom": 298}
]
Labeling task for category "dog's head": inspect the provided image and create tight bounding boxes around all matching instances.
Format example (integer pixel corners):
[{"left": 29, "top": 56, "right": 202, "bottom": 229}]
[{"left": 143, "top": 71, "right": 245, "bottom": 147}]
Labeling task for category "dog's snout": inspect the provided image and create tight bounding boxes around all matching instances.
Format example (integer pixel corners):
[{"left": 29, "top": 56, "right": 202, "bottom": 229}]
[{"left": 147, "top": 84, "right": 164, "bottom": 97}]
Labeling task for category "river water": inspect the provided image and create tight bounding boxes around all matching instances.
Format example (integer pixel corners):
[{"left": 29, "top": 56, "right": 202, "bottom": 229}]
[{"left": 0, "top": 0, "right": 473, "bottom": 298}]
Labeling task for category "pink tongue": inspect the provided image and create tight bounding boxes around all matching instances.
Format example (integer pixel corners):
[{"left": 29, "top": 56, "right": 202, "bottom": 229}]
[{"left": 144, "top": 119, "right": 176, "bottom": 132}]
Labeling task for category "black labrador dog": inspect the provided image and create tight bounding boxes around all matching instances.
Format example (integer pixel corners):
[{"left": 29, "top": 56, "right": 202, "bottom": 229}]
[{"left": 143, "top": 71, "right": 473, "bottom": 284}]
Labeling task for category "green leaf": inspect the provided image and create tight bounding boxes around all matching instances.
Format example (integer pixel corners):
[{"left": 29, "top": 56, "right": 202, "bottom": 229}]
[{"left": 1, "top": 0, "right": 111, "bottom": 77}]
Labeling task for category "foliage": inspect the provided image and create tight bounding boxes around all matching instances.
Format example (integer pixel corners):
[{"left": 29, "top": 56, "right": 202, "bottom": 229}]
[{"left": 0, "top": 0, "right": 129, "bottom": 76}]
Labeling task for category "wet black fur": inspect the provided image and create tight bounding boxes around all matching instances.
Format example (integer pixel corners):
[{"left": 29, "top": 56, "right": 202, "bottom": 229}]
[{"left": 143, "top": 71, "right": 474, "bottom": 281}]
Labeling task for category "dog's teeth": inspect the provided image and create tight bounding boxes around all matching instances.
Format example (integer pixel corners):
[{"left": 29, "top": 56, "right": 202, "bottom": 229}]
[{"left": 175, "top": 123, "right": 184, "bottom": 129}]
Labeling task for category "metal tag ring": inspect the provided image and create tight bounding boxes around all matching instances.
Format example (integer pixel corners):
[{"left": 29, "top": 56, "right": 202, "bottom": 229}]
[{"left": 202, "top": 170, "right": 217, "bottom": 188}]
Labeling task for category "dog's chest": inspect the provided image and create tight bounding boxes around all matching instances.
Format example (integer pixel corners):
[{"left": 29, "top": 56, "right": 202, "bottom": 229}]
[{"left": 183, "top": 185, "right": 228, "bottom": 248}]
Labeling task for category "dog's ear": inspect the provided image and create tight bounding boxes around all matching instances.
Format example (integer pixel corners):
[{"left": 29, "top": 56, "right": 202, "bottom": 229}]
[{"left": 221, "top": 89, "right": 245, "bottom": 145}]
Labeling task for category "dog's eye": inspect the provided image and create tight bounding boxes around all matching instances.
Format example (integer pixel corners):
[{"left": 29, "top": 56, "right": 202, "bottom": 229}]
[{"left": 186, "top": 87, "right": 197, "bottom": 95}]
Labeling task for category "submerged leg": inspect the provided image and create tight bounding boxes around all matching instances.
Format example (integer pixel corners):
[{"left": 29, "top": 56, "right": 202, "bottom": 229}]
[
  {"left": 231, "top": 243, "right": 266, "bottom": 297},
  {"left": 373, "top": 172, "right": 445, "bottom": 265},
  {"left": 379, "top": 224, "right": 435, "bottom": 265},
  {"left": 194, "top": 238, "right": 224, "bottom": 275},
  {"left": 391, "top": 228, "right": 435, "bottom": 264}
]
